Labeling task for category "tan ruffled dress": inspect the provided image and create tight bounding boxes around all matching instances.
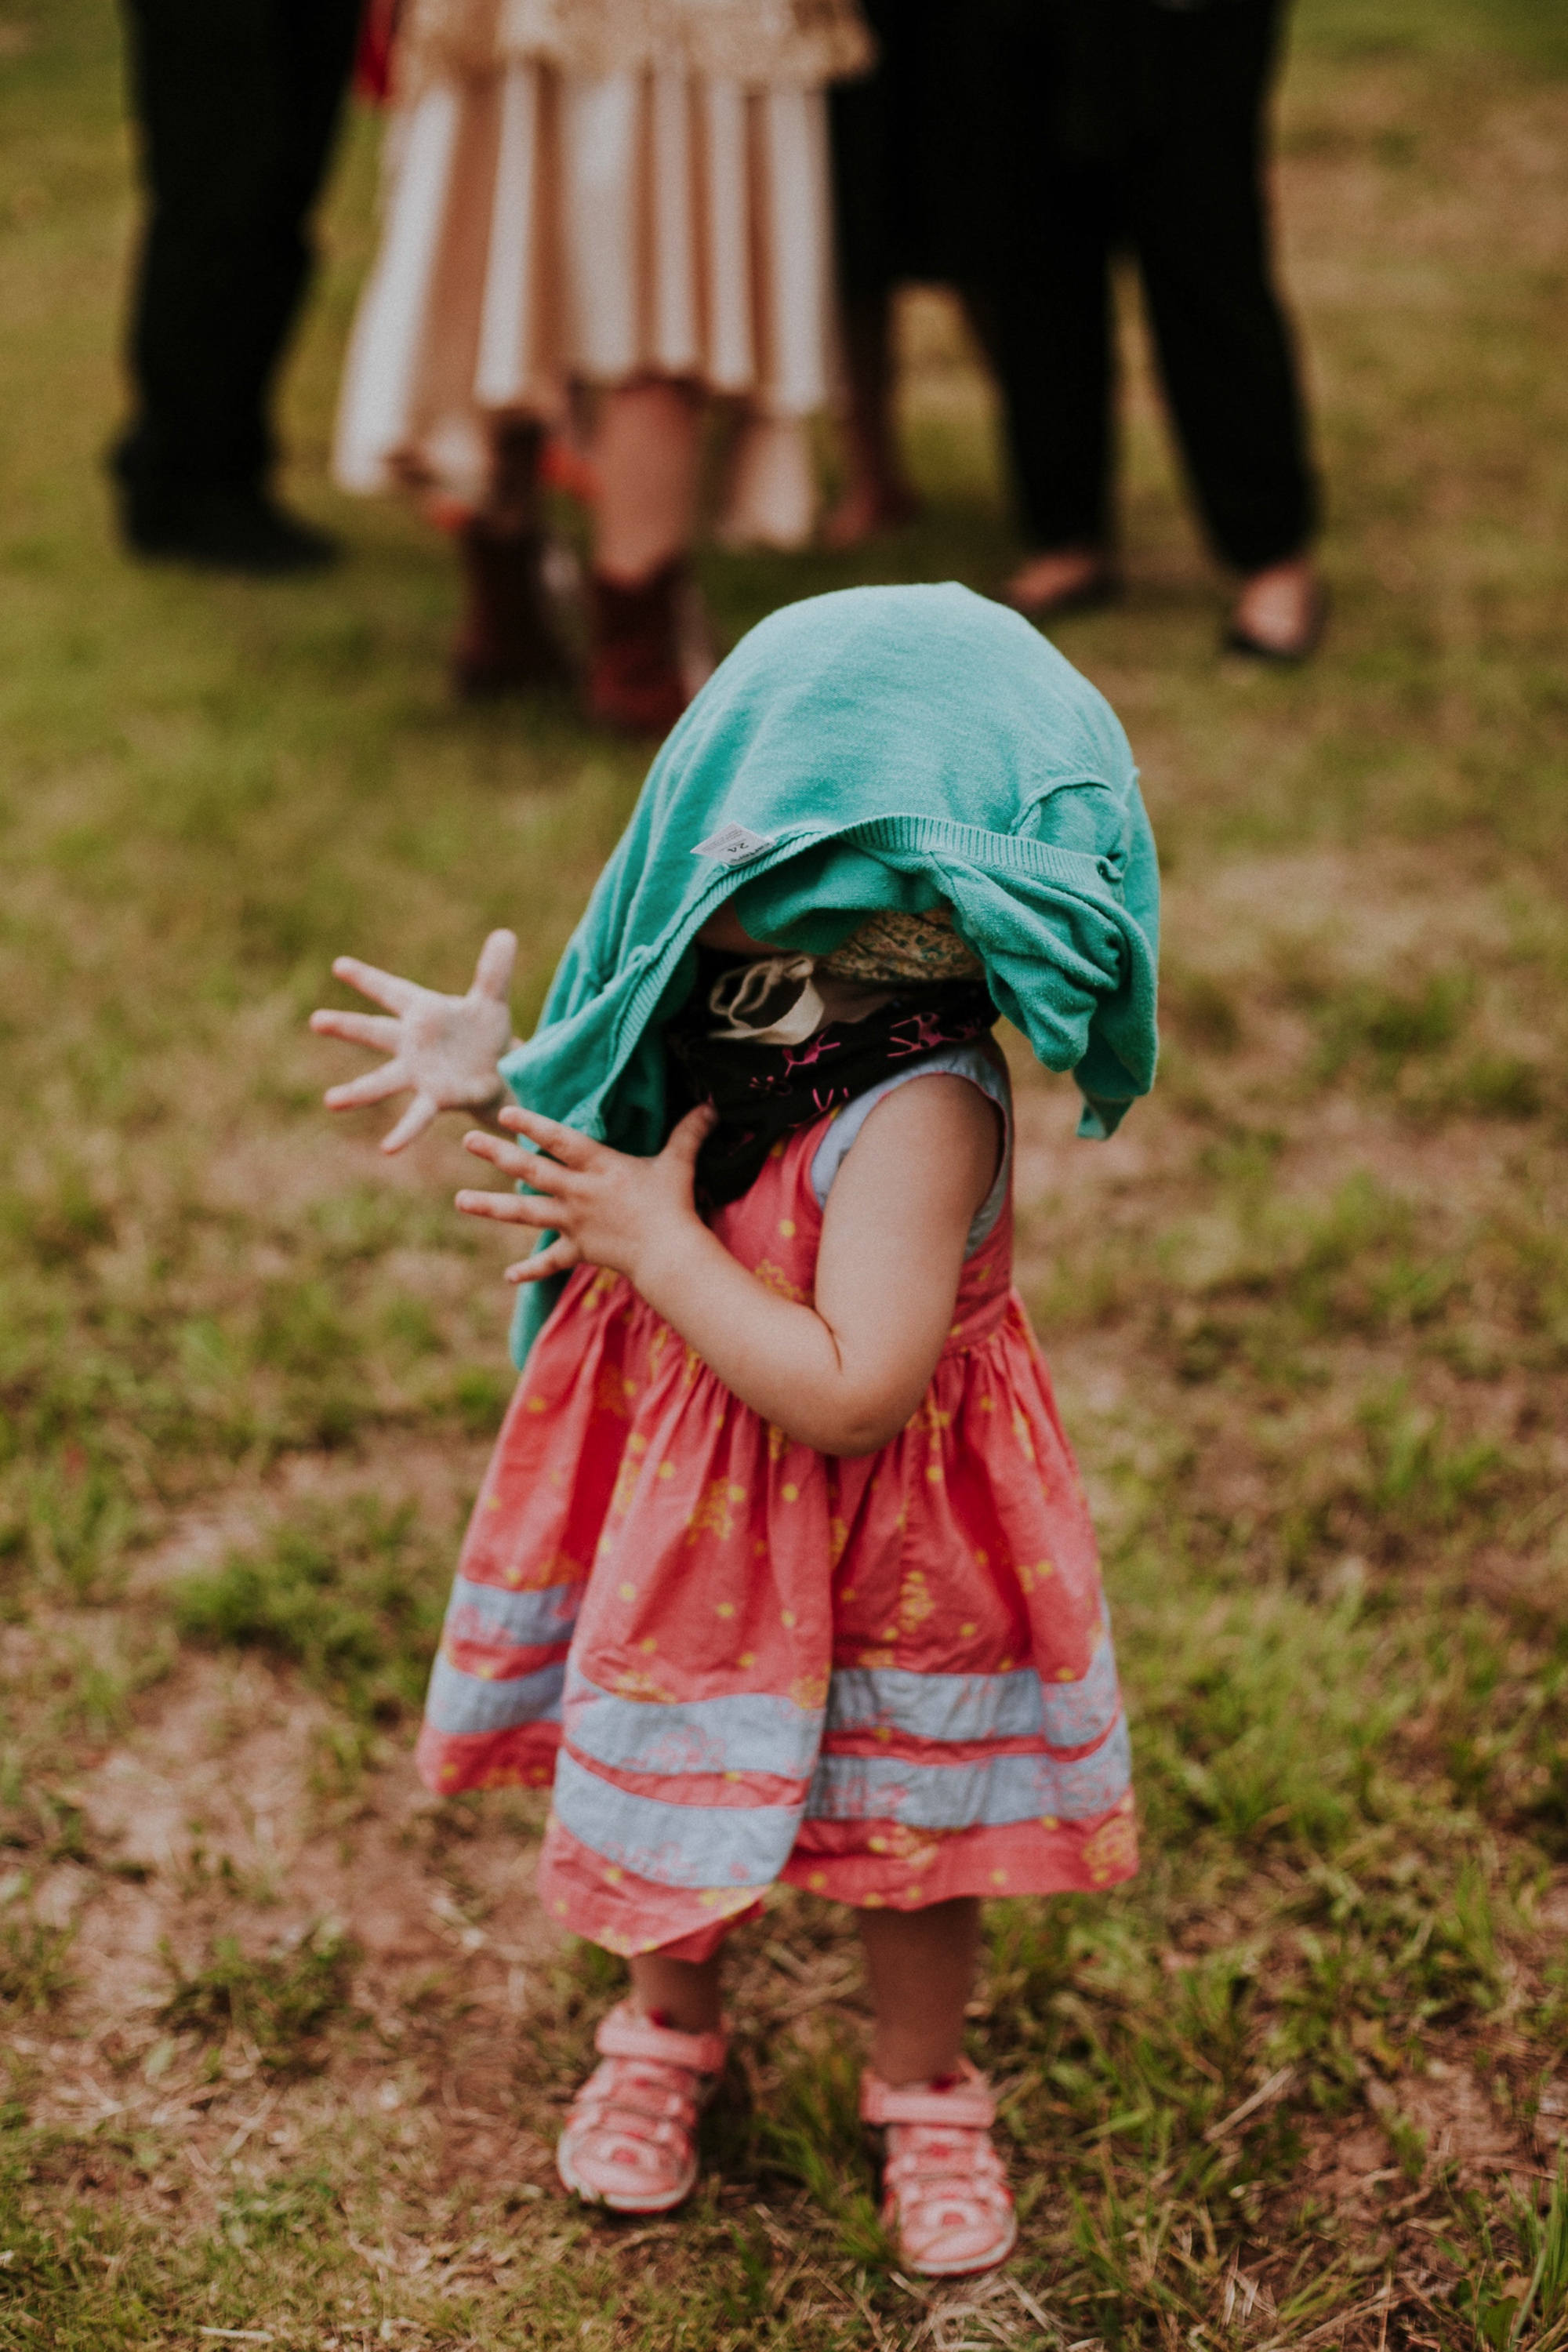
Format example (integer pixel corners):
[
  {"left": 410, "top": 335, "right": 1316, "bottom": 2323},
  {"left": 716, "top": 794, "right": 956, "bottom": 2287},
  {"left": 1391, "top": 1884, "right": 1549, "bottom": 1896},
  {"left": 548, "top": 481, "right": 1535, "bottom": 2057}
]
[{"left": 334, "top": 0, "right": 873, "bottom": 515}]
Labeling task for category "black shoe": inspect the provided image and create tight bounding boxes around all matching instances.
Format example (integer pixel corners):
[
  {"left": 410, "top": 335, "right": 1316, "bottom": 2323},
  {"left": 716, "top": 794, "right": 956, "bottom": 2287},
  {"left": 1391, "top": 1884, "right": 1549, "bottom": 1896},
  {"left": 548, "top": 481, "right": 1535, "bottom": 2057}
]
[{"left": 119, "top": 481, "right": 341, "bottom": 574}]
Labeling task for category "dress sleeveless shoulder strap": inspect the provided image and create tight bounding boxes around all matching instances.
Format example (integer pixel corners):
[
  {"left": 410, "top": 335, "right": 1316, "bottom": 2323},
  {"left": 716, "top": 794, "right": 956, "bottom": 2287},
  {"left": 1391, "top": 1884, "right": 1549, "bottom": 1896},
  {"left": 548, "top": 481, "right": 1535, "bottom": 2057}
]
[{"left": 807, "top": 1042, "right": 1013, "bottom": 1258}]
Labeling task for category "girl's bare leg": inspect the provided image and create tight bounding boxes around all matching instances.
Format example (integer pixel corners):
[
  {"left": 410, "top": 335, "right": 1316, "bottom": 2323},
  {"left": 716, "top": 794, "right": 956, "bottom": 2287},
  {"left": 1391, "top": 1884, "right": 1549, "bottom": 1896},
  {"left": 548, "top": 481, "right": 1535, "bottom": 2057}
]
[
  {"left": 627, "top": 1948, "right": 724, "bottom": 2035},
  {"left": 627, "top": 1900, "right": 982, "bottom": 2064},
  {"left": 859, "top": 1896, "right": 982, "bottom": 2084}
]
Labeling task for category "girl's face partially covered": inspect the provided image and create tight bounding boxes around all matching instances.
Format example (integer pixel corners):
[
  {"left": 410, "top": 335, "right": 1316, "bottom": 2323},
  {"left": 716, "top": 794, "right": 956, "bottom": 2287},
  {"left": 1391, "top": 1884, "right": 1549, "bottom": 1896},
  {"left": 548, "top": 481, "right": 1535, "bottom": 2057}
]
[{"left": 695, "top": 905, "right": 780, "bottom": 954}]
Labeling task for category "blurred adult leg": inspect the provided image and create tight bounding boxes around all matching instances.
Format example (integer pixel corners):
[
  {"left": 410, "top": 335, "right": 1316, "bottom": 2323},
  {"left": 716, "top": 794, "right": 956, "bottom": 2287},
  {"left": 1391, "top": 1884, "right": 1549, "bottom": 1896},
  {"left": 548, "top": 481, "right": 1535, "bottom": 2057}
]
[
  {"left": 1129, "top": 0, "right": 1323, "bottom": 652},
  {"left": 116, "top": 0, "right": 360, "bottom": 568},
  {"left": 823, "top": 0, "right": 926, "bottom": 548},
  {"left": 970, "top": 2, "right": 1123, "bottom": 615},
  {"left": 990, "top": 158, "right": 1120, "bottom": 615}
]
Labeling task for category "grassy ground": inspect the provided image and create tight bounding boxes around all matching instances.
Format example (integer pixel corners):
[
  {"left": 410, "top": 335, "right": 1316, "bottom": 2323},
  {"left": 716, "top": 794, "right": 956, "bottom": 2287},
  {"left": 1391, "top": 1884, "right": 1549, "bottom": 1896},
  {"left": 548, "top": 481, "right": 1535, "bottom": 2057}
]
[{"left": 2, "top": 0, "right": 1567, "bottom": 2343}]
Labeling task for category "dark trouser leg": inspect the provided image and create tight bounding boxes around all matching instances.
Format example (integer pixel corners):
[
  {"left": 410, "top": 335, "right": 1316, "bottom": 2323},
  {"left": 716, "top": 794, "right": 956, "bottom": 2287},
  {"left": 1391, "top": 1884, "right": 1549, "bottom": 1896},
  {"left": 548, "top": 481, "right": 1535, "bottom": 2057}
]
[
  {"left": 1129, "top": 0, "right": 1317, "bottom": 572},
  {"left": 960, "top": 2, "right": 1120, "bottom": 554},
  {"left": 118, "top": 0, "right": 358, "bottom": 501},
  {"left": 986, "top": 171, "right": 1117, "bottom": 553},
  {"left": 824, "top": 0, "right": 931, "bottom": 540}
]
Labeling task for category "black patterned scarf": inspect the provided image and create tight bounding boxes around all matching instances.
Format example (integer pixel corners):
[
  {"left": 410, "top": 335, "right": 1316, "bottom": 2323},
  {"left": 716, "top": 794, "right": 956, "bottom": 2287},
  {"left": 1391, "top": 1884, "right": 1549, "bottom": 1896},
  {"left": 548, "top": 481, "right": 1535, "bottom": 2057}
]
[{"left": 662, "top": 949, "right": 996, "bottom": 1210}]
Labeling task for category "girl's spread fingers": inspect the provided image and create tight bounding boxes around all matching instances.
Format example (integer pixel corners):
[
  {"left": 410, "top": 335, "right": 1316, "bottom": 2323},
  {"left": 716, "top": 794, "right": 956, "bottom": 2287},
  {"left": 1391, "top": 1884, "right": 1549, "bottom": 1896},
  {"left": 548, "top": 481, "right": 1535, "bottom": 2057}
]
[
  {"left": 499, "top": 1108, "right": 595, "bottom": 1167},
  {"left": 309, "top": 1008, "right": 401, "bottom": 1049},
  {"left": 454, "top": 1187, "right": 551, "bottom": 1226},
  {"left": 324, "top": 1062, "right": 408, "bottom": 1109},
  {"left": 462, "top": 1129, "right": 529, "bottom": 1171},
  {"left": 472, "top": 928, "right": 518, "bottom": 1001},
  {"left": 506, "top": 1236, "right": 579, "bottom": 1284},
  {"left": 380, "top": 1094, "right": 438, "bottom": 1154},
  {"left": 331, "top": 955, "right": 418, "bottom": 1014},
  {"left": 462, "top": 1131, "right": 568, "bottom": 1192}
]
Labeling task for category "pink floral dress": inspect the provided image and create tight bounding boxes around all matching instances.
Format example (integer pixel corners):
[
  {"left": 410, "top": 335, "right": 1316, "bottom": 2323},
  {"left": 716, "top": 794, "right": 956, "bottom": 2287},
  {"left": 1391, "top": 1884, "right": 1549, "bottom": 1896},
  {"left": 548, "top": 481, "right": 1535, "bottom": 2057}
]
[{"left": 416, "top": 1047, "right": 1137, "bottom": 1960}]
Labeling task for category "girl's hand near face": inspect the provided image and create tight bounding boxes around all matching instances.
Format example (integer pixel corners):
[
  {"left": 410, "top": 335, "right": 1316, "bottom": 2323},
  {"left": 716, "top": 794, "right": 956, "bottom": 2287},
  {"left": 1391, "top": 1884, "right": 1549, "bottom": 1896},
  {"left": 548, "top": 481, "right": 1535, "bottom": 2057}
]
[
  {"left": 310, "top": 929, "right": 517, "bottom": 1153},
  {"left": 456, "top": 1103, "right": 718, "bottom": 1287}
]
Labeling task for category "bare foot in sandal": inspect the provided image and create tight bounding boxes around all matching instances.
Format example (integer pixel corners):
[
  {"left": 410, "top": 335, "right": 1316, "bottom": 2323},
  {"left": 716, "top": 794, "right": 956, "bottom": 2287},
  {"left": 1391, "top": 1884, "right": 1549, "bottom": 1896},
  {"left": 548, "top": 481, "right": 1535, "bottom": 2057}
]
[
  {"left": 1002, "top": 546, "right": 1118, "bottom": 619},
  {"left": 1226, "top": 555, "right": 1326, "bottom": 662}
]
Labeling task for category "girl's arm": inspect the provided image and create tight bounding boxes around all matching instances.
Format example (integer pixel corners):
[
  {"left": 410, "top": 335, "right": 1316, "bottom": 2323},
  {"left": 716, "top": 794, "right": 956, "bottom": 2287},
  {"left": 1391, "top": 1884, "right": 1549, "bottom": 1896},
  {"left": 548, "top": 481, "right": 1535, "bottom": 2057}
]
[
  {"left": 309, "top": 930, "right": 518, "bottom": 1152},
  {"left": 457, "top": 1076, "right": 1000, "bottom": 1456}
]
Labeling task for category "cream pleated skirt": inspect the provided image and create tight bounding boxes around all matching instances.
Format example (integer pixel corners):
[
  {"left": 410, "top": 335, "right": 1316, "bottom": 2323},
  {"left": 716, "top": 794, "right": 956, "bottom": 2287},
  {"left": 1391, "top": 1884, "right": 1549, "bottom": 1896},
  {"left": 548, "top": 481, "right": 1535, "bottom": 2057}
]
[{"left": 334, "top": 62, "right": 837, "bottom": 506}]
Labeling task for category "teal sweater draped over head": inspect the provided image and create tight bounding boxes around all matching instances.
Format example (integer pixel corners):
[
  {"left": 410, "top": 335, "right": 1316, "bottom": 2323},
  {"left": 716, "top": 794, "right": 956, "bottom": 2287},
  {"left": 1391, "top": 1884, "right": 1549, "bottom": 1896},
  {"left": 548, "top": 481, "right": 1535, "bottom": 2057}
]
[{"left": 500, "top": 583, "right": 1160, "bottom": 1365}]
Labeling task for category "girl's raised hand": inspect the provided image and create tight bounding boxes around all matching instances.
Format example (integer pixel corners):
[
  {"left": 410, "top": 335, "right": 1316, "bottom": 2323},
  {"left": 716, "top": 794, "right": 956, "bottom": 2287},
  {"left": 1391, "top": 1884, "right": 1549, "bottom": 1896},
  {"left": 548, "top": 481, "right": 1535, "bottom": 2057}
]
[
  {"left": 456, "top": 1102, "right": 717, "bottom": 1285},
  {"left": 310, "top": 929, "right": 518, "bottom": 1153}
]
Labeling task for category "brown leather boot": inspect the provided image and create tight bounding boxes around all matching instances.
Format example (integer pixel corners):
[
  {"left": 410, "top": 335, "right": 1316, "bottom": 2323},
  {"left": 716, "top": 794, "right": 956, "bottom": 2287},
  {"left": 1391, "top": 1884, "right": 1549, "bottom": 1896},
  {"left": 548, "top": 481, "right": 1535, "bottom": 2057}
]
[
  {"left": 451, "top": 521, "right": 575, "bottom": 699},
  {"left": 586, "top": 557, "right": 710, "bottom": 737}
]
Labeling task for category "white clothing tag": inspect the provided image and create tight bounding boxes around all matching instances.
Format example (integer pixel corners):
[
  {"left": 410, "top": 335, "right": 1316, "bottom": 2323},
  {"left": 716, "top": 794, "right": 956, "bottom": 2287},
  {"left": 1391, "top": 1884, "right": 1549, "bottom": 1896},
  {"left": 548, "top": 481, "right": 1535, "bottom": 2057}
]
[{"left": 692, "top": 822, "right": 775, "bottom": 866}]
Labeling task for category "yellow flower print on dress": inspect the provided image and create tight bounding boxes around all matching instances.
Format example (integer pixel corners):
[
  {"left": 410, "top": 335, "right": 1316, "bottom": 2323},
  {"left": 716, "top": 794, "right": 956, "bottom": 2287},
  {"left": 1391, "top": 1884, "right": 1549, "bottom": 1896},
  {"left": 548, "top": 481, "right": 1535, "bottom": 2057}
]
[
  {"left": 499, "top": 1546, "right": 584, "bottom": 1592},
  {"left": 613, "top": 1667, "right": 677, "bottom": 1704},
  {"left": 916, "top": 1396, "right": 952, "bottom": 1483},
  {"left": 789, "top": 1671, "right": 829, "bottom": 1711},
  {"left": 608, "top": 1433, "right": 650, "bottom": 1519},
  {"left": 874, "top": 1821, "right": 962, "bottom": 1874},
  {"left": 593, "top": 1363, "right": 638, "bottom": 1418},
  {"left": 697, "top": 1886, "right": 757, "bottom": 1918},
  {"left": 891, "top": 1567, "right": 936, "bottom": 1636},
  {"left": 1081, "top": 1806, "right": 1138, "bottom": 1886},
  {"left": 686, "top": 1475, "right": 748, "bottom": 1544}
]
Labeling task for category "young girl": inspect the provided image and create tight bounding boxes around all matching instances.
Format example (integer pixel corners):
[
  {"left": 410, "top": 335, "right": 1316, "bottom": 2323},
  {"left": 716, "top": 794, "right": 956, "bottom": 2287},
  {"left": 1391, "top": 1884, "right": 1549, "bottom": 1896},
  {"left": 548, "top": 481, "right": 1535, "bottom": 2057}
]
[{"left": 311, "top": 583, "right": 1159, "bottom": 2276}]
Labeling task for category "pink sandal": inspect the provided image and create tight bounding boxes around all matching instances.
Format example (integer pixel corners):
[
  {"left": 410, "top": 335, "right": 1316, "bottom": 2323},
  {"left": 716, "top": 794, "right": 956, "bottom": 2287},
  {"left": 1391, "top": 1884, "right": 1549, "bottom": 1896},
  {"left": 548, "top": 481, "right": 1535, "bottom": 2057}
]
[
  {"left": 861, "top": 2061, "right": 1018, "bottom": 2277},
  {"left": 556, "top": 2001, "right": 727, "bottom": 2214}
]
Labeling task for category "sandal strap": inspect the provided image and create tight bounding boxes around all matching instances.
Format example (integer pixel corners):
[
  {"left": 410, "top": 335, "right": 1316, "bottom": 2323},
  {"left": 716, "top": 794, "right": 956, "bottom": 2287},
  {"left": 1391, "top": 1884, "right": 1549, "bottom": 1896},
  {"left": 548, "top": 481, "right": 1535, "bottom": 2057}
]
[
  {"left": 860, "top": 2061, "right": 996, "bottom": 2132},
  {"left": 888, "top": 2145, "right": 1011, "bottom": 2192},
  {"left": 572, "top": 2067, "right": 700, "bottom": 2134},
  {"left": 574, "top": 2102, "right": 691, "bottom": 2146},
  {"left": 595, "top": 1998, "right": 728, "bottom": 2078}
]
